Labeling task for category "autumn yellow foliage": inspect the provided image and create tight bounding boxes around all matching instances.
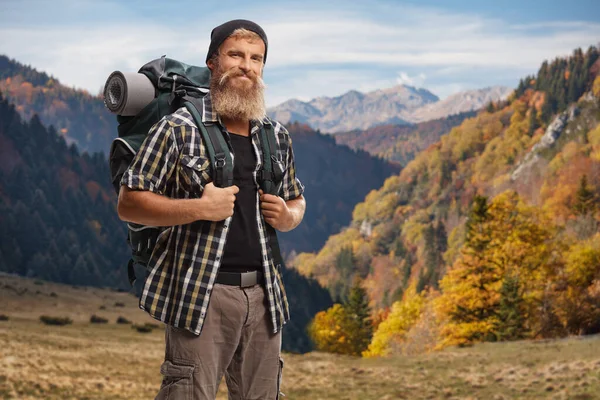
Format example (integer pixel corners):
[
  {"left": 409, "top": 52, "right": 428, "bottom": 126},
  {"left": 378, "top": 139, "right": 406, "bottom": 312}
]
[
  {"left": 435, "top": 190, "right": 557, "bottom": 348},
  {"left": 557, "top": 234, "right": 600, "bottom": 334},
  {"left": 593, "top": 75, "right": 600, "bottom": 99},
  {"left": 308, "top": 304, "right": 354, "bottom": 355},
  {"left": 363, "top": 284, "right": 425, "bottom": 357}
]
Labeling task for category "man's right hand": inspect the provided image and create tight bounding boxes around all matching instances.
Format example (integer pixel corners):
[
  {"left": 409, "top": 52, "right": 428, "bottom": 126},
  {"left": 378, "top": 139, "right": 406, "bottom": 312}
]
[{"left": 199, "top": 182, "right": 239, "bottom": 221}]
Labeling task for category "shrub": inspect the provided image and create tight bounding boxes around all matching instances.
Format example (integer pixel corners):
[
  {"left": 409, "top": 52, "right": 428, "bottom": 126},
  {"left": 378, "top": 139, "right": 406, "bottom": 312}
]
[
  {"left": 90, "top": 315, "right": 108, "bottom": 324},
  {"left": 40, "top": 315, "right": 72, "bottom": 326},
  {"left": 114, "top": 302, "right": 125, "bottom": 307},
  {"left": 132, "top": 324, "right": 153, "bottom": 333},
  {"left": 0, "top": 314, "right": 9, "bottom": 321},
  {"left": 116, "top": 316, "right": 131, "bottom": 324}
]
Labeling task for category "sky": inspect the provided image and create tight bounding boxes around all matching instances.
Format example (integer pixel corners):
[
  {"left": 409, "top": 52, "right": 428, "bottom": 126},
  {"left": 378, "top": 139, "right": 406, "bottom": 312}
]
[{"left": 1, "top": 0, "right": 599, "bottom": 107}]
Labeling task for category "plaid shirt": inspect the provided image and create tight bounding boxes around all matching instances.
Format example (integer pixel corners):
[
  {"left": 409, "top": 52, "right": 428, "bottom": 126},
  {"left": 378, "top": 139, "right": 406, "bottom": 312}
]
[{"left": 120, "top": 94, "right": 304, "bottom": 336}]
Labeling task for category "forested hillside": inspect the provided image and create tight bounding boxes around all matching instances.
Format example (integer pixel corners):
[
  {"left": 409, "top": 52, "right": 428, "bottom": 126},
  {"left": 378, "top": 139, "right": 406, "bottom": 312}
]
[
  {"left": 0, "top": 55, "right": 115, "bottom": 154},
  {"left": 0, "top": 94, "right": 126, "bottom": 286},
  {"left": 281, "top": 122, "right": 400, "bottom": 253},
  {"left": 297, "top": 46, "right": 600, "bottom": 356},
  {"left": 334, "top": 112, "right": 475, "bottom": 165}
]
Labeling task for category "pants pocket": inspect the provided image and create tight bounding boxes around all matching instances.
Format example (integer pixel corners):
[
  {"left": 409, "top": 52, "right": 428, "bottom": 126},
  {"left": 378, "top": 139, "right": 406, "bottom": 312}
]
[
  {"left": 276, "top": 355, "right": 285, "bottom": 399},
  {"left": 155, "top": 360, "right": 195, "bottom": 400}
]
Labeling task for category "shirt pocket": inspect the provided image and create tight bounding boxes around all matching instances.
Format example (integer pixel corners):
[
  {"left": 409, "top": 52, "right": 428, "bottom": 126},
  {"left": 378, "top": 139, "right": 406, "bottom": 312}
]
[{"left": 179, "top": 155, "right": 212, "bottom": 197}]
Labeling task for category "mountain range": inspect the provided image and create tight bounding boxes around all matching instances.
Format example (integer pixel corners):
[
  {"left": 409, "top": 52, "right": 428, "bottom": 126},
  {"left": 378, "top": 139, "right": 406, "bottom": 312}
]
[{"left": 268, "top": 85, "right": 512, "bottom": 133}]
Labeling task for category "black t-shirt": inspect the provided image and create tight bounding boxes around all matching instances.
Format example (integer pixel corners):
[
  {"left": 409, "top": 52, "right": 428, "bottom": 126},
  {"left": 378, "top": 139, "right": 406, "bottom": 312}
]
[{"left": 219, "top": 132, "right": 263, "bottom": 273}]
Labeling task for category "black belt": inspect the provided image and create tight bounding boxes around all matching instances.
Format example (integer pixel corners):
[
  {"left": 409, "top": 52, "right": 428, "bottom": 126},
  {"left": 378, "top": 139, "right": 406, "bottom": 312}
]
[{"left": 216, "top": 270, "right": 264, "bottom": 287}]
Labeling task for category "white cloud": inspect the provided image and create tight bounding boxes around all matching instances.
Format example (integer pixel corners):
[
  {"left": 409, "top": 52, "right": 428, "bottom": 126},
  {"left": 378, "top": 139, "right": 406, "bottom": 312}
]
[
  {"left": 396, "top": 72, "right": 427, "bottom": 87},
  {"left": 0, "top": 0, "right": 598, "bottom": 104}
]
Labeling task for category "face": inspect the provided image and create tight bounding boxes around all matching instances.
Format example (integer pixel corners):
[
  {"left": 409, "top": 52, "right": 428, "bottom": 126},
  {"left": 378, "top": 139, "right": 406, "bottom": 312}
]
[
  {"left": 208, "top": 36, "right": 265, "bottom": 85},
  {"left": 207, "top": 35, "right": 267, "bottom": 121}
]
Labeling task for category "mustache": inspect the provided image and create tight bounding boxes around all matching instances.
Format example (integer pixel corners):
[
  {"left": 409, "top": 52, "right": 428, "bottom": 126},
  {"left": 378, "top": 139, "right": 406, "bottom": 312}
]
[{"left": 217, "top": 67, "right": 265, "bottom": 89}]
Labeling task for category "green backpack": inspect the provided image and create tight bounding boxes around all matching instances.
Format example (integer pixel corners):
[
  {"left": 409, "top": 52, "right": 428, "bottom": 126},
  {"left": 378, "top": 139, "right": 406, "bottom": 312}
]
[{"left": 107, "top": 56, "right": 284, "bottom": 289}]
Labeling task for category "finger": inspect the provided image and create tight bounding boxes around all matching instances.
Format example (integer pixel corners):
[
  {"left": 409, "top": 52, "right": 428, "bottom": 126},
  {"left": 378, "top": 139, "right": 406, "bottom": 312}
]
[
  {"left": 228, "top": 185, "right": 240, "bottom": 194},
  {"left": 258, "top": 189, "right": 264, "bottom": 195},
  {"left": 205, "top": 182, "right": 215, "bottom": 189},
  {"left": 260, "top": 193, "right": 279, "bottom": 203},
  {"left": 261, "top": 210, "right": 279, "bottom": 218},
  {"left": 261, "top": 202, "right": 280, "bottom": 211}
]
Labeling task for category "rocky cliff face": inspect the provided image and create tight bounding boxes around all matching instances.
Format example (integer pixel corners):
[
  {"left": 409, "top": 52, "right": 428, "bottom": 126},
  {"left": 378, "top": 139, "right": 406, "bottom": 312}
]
[{"left": 511, "top": 103, "right": 582, "bottom": 182}]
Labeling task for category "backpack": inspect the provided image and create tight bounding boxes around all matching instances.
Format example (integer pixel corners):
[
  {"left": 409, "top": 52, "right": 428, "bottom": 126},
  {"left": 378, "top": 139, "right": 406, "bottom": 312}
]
[{"left": 106, "top": 56, "right": 285, "bottom": 289}]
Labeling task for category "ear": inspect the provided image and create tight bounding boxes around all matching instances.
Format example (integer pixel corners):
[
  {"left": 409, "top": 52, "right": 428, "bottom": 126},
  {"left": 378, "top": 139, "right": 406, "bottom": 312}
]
[{"left": 207, "top": 58, "right": 215, "bottom": 71}]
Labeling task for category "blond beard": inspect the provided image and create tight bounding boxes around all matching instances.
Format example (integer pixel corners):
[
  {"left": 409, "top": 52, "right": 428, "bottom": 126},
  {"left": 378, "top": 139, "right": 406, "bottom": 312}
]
[{"left": 209, "top": 63, "right": 266, "bottom": 121}]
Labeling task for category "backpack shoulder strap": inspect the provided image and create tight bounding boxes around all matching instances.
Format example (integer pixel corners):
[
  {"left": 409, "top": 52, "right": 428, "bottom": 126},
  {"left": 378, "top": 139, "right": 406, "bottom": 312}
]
[
  {"left": 182, "top": 96, "right": 233, "bottom": 188},
  {"left": 258, "top": 122, "right": 284, "bottom": 195},
  {"left": 258, "top": 120, "right": 287, "bottom": 270}
]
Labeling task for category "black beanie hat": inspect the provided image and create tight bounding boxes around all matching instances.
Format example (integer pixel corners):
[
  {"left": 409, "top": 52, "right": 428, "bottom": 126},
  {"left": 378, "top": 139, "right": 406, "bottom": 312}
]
[{"left": 206, "top": 19, "right": 268, "bottom": 64}]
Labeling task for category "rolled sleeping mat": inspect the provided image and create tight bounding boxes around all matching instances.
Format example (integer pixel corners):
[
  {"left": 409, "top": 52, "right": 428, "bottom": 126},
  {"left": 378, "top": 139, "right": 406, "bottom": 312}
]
[{"left": 103, "top": 71, "right": 156, "bottom": 116}]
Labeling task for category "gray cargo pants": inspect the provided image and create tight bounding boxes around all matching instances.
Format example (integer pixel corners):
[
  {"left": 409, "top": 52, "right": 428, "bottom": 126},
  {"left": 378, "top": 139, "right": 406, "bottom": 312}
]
[{"left": 155, "top": 282, "right": 284, "bottom": 400}]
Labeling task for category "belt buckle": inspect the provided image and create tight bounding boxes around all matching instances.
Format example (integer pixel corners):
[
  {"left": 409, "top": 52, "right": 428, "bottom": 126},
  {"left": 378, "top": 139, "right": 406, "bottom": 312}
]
[{"left": 240, "top": 271, "right": 257, "bottom": 287}]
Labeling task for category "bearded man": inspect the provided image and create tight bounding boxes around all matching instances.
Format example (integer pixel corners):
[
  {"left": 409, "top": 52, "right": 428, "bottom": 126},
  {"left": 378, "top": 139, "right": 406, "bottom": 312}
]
[{"left": 117, "top": 19, "right": 305, "bottom": 400}]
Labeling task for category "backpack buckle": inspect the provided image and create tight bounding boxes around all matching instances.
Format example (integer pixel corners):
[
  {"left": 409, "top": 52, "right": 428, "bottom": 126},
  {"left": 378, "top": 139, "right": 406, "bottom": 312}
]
[{"left": 215, "top": 156, "right": 226, "bottom": 168}]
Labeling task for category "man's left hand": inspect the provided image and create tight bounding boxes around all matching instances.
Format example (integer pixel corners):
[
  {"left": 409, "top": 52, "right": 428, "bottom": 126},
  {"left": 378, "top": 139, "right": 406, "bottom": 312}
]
[{"left": 259, "top": 190, "right": 292, "bottom": 231}]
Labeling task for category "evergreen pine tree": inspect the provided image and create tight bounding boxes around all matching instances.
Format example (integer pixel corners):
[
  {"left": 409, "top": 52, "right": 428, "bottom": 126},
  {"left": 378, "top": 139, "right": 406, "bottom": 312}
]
[
  {"left": 334, "top": 246, "right": 355, "bottom": 302},
  {"left": 573, "top": 174, "right": 597, "bottom": 216},
  {"left": 344, "top": 278, "right": 373, "bottom": 356},
  {"left": 423, "top": 224, "right": 437, "bottom": 275},
  {"left": 528, "top": 108, "right": 539, "bottom": 136},
  {"left": 540, "top": 96, "right": 554, "bottom": 123},
  {"left": 465, "top": 195, "right": 490, "bottom": 252},
  {"left": 556, "top": 73, "right": 567, "bottom": 110},
  {"left": 496, "top": 275, "right": 527, "bottom": 341}
]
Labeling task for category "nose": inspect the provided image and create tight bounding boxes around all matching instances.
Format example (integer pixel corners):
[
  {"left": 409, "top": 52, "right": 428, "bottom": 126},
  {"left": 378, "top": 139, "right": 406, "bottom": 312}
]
[{"left": 239, "top": 56, "right": 251, "bottom": 72}]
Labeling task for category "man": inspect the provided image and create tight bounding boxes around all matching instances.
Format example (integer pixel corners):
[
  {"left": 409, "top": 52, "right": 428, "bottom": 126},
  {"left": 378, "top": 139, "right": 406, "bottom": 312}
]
[{"left": 117, "top": 19, "right": 305, "bottom": 400}]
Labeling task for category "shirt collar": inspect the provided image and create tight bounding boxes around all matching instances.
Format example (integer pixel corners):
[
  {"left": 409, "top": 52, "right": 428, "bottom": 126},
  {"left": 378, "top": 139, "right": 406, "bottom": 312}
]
[{"left": 201, "top": 92, "right": 272, "bottom": 135}]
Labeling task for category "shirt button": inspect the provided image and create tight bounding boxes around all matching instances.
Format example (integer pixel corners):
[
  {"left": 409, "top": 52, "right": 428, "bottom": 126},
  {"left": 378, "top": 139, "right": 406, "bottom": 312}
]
[
  {"left": 216, "top": 256, "right": 221, "bottom": 261},
  {"left": 224, "top": 224, "right": 228, "bottom": 228}
]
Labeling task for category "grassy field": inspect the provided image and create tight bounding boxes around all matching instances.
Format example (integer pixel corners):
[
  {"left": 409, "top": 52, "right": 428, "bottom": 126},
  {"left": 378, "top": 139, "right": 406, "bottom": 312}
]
[{"left": 1, "top": 273, "right": 600, "bottom": 399}]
